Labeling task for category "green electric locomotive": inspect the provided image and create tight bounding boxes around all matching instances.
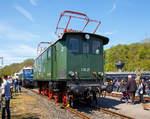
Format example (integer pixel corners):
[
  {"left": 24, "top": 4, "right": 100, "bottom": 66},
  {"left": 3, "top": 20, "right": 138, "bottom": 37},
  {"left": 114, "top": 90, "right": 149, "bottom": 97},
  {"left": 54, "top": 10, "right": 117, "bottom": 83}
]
[{"left": 34, "top": 11, "right": 110, "bottom": 107}]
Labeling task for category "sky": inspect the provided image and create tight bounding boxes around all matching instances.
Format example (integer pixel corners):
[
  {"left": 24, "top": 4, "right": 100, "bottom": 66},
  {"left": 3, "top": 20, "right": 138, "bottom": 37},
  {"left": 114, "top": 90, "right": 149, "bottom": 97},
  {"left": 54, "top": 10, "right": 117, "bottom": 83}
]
[{"left": 0, "top": 0, "right": 150, "bottom": 66}]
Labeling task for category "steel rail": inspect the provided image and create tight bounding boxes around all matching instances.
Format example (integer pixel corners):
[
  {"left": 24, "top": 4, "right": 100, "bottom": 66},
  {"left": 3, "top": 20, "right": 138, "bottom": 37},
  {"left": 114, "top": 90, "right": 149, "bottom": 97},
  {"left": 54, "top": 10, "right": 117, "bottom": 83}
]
[
  {"left": 92, "top": 106, "right": 134, "bottom": 119},
  {"left": 29, "top": 89, "right": 91, "bottom": 119},
  {"left": 66, "top": 107, "right": 91, "bottom": 119},
  {"left": 29, "top": 89, "right": 135, "bottom": 119}
]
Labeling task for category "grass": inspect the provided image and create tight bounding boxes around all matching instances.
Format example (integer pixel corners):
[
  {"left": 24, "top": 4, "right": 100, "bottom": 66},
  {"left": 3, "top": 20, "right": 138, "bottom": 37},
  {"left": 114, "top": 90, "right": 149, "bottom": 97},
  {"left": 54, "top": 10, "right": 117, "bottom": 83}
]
[{"left": 0, "top": 92, "right": 40, "bottom": 119}]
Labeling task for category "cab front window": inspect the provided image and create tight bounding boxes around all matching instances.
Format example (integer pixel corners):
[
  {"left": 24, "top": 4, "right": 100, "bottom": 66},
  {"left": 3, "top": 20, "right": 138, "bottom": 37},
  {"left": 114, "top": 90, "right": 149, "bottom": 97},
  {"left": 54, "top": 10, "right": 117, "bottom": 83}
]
[
  {"left": 69, "top": 38, "right": 79, "bottom": 53},
  {"left": 92, "top": 41, "right": 100, "bottom": 54}
]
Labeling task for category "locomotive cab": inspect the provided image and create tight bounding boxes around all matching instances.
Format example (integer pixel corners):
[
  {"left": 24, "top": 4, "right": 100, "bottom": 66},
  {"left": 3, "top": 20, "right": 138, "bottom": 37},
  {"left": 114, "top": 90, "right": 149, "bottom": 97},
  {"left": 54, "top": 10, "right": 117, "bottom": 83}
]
[
  {"left": 61, "top": 32, "right": 109, "bottom": 104},
  {"left": 65, "top": 32, "right": 109, "bottom": 80}
]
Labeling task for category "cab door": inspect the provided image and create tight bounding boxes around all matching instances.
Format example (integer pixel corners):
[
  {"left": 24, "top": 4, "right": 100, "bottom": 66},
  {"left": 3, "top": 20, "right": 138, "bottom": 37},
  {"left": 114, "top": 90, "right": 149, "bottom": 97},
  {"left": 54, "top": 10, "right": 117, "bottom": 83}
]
[{"left": 79, "top": 40, "right": 91, "bottom": 79}]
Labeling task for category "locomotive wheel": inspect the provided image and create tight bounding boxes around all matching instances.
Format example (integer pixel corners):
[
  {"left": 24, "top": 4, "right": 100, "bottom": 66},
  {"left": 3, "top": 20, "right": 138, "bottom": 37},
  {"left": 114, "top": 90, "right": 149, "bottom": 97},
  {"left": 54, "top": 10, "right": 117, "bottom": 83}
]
[
  {"left": 54, "top": 93, "right": 58, "bottom": 102},
  {"left": 69, "top": 95, "right": 74, "bottom": 108},
  {"left": 38, "top": 88, "right": 41, "bottom": 94},
  {"left": 106, "top": 84, "right": 113, "bottom": 93},
  {"left": 62, "top": 92, "right": 68, "bottom": 106},
  {"left": 49, "top": 91, "right": 53, "bottom": 99},
  {"left": 45, "top": 89, "right": 48, "bottom": 95},
  {"left": 42, "top": 89, "right": 45, "bottom": 95}
]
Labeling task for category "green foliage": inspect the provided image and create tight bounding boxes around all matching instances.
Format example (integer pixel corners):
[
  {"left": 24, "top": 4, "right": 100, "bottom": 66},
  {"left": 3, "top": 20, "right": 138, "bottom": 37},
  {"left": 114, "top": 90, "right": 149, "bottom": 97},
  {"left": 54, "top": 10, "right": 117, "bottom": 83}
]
[
  {"left": 105, "top": 42, "right": 150, "bottom": 72},
  {"left": 0, "top": 59, "right": 34, "bottom": 77}
]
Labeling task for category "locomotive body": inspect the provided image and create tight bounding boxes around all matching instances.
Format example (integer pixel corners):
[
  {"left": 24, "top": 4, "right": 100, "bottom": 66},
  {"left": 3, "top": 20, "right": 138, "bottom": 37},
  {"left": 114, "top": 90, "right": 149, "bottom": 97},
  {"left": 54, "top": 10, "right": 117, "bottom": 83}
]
[
  {"left": 34, "top": 32, "right": 109, "bottom": 106},
  {"left": 34, "top": 11, "right": 111, "bottom": 106}
]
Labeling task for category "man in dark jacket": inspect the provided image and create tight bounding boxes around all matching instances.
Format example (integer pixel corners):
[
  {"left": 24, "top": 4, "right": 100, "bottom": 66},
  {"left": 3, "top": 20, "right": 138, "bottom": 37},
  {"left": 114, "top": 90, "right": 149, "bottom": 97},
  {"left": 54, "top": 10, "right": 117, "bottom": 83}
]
[{"left": 126, "top": 75, "right": 137, "bottom": 104}]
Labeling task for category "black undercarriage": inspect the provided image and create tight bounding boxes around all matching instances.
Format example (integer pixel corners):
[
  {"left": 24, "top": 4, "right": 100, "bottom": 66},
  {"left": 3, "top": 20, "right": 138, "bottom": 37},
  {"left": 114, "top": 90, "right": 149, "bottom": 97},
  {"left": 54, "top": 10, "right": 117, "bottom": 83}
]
[{"left": 36, "top": 79, "right": 113, "bottom": 107}]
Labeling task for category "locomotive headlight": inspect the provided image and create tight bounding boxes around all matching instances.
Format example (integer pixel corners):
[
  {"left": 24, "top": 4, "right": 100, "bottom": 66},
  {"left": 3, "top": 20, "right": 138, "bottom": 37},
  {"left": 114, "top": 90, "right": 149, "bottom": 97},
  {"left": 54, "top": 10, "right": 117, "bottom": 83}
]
[
  {"left": 85, "top": 34, "right": 90, "bottom": 40},
  {"left": 68, "top": 71, "right": 75, "bottom": 77}
]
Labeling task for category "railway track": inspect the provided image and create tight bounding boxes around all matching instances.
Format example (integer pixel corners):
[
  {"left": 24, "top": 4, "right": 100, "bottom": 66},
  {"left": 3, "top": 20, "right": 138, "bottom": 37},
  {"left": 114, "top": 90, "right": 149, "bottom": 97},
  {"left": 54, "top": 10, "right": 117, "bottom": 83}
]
[
  {"left": 29, "top": 89, "right": 90, "bottom": 119},
  {"left": 28, "top": 88, "right": 134, "bottom": 119},
  {"left": 92, "top": 106, "right": 134, "bottom": 119}
]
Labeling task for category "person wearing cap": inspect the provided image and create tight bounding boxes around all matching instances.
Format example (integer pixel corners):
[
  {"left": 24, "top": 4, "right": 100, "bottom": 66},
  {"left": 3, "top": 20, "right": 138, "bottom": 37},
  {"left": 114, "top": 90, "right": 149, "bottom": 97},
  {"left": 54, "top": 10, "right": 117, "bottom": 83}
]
[
  {"left": 14, "top": 76, "right": 18, "bottom": 93},
  {"left": 0, "top": 77, "right": 2, "bottom": 107},
  {"left": 120, "top": 79, "right": 125, "bottom": 93},
  {"left": 138, "top": 79, "right": 145, "bottom": 103},
  {"left": 126, "top": 75, "right": 137, "bottom": 104},
  {"left": 1, "top": 75, "right": 11, "bottom": 119}
]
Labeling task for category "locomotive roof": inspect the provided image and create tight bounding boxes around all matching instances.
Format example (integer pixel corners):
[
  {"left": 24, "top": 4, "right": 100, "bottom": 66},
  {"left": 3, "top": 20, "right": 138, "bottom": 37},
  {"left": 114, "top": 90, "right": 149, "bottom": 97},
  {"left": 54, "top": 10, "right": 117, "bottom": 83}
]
[
  {"left": 55, "top": 32, "right": 109, "bottom": 45},
  {"left": 35, "top": 32, "right": 109, "bottom": 59}
]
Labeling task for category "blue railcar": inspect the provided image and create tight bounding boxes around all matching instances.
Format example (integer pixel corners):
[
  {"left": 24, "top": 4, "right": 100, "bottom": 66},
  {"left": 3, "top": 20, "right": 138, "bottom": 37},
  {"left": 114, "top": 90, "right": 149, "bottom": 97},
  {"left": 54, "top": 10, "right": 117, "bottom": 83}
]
[
  {"left": 21, "top": 67, "right": 34, "bottom": 88},
  {"left": 23, "top": 68, "right": 34, "bottom": 80}
]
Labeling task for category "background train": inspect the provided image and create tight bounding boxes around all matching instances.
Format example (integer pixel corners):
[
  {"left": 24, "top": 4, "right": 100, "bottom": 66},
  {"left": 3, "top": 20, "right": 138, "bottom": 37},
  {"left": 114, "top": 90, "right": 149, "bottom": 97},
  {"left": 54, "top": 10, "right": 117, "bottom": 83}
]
[
  {"left": 19, "top": 66, "right": 34, "bottom": 88},
  {"left": 33, "top": 11, "right": 113, "bottom": 107}
]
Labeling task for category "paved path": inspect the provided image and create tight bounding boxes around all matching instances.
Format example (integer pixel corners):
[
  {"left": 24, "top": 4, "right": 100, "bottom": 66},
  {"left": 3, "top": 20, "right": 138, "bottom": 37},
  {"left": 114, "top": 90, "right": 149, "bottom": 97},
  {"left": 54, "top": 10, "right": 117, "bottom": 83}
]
[{"left": 98, "top": 96, "right": 150, "bottom": 119}]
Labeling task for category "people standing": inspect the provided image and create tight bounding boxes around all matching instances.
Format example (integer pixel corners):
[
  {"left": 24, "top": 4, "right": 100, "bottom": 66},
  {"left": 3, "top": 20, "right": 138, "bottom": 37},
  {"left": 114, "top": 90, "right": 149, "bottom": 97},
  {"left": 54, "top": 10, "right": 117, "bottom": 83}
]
[
  {"left": 116, "top": 81, "right": 120, "bottom": 92},
  {"left": 126, "top": 75, "right": 137, "bottom": 104},
  {"left": 120, "top": 79, "right": 125, "bottom": 92},
  {"left": 1, "top": 75, "right": 11, "bottom": 119},
  {"left": 0, "top": 77, "right": 2, "bottom": 108},
  {"left": 18, "top": 79, "right": 22, "bottom": 93},
  {"left": 0, "top": 77, "right": 2, "bottom": 94},
  {"left": 138, "top": 79, "right": 145, "bottom": 103},
  {"left": 14, "top": 77, "right": 18, "bottom": 93}
]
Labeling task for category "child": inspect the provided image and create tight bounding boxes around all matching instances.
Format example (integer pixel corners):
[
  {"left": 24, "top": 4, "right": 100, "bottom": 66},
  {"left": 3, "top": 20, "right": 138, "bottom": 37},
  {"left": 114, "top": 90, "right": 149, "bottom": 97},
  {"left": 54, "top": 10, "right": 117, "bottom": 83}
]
[{"left": 120, "top": 89, "right": 129, "bottom": 103}]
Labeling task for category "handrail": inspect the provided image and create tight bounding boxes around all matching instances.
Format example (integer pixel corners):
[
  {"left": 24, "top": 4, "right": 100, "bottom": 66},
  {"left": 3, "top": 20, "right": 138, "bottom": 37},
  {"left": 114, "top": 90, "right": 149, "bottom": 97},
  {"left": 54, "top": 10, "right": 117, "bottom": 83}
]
[{"left": 37, "top": 42, "right": 52, "bottom": 56}]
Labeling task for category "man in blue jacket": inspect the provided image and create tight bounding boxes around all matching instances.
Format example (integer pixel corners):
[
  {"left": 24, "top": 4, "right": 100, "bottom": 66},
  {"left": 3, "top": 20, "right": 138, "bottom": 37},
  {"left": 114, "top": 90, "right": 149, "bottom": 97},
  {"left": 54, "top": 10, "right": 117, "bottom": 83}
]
[{"left": 1, "top": 75, "right": 11, "bottom": 119}]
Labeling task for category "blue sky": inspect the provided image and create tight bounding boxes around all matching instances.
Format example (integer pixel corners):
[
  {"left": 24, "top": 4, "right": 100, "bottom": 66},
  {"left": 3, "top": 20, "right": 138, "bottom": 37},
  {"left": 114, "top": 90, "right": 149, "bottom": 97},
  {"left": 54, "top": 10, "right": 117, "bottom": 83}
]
[{"left": 0, "top": 0, "right": 150, "bottom": 65}]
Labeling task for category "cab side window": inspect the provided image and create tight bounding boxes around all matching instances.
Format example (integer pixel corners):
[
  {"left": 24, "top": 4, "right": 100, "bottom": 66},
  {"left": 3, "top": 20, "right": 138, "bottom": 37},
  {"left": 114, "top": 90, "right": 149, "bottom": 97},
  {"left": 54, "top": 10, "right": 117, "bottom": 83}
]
[
  {"left": 83, "top": 42, "right": 89, "bottom": 53},
  {"left": 69, "top": 38, "right": 79, "bottom": 53},
  {"left": 92, "top": 41, "right": 100, "bottom": 54},
  {"left": 47, "top": 48, "right": 51, "bottom": 60}
]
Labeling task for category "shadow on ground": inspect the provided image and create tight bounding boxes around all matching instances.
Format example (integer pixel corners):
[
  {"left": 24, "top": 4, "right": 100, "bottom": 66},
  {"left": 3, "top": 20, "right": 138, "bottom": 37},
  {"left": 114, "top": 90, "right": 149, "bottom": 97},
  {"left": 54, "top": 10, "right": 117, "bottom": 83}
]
[
  {"left": 97, "top": 97, "right": 122, "bottom": 109},
  {"left": 74, "top": 97, "right": 122, "bottom": 114}
]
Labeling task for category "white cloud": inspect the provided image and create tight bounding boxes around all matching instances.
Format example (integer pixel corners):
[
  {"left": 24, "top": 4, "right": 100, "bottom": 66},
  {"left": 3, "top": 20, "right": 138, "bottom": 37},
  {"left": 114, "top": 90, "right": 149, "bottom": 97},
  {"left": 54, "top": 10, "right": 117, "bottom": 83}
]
[
  {"left": 0, "top": 24, "right": 11, "bottom": 31},
  {"left": 0, "top": 50, "right": 17, "bottom": 66},
  {"left": 12, "top": 44, "right": 36, "bottom": 56},
  {"left": 102, "top": 30, "right": 118, "bottom": 36},
  {"left": 0, "top": 45, "right": 36, "bottom": 66},
  {"left": 0, "top": 24, "right": 40, "bottom": 41},
  {"left": 0, "top": 24, "right": 39, "bottom": 65},
  {"left": 108, "top": 3, "right": 116, "bottom": 13},
  {"left": 29, "top": 0, "right": 38, "bottom": 6},
  {"left": 0, "top": 35, "right": 2, "bottom": 39},
  {"left": 7, "top": 31, "right": 40, "bottom": 41},
  {"left": 0, "top": 22, "right": 41, "bottom": 65},
  {"left": 103, "top": 32, "right": 114, "bottom": 35},
  {"left": 15, "top": 5, "right": 34, "bottom": 22}
]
